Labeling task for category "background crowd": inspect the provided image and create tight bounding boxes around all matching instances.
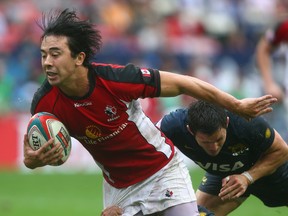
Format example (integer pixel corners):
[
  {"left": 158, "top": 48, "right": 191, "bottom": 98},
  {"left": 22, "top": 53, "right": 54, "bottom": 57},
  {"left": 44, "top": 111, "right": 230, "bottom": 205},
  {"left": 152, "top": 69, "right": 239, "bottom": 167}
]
[{"left": 1, "top": 0, "right": 288, "bottom": 123}]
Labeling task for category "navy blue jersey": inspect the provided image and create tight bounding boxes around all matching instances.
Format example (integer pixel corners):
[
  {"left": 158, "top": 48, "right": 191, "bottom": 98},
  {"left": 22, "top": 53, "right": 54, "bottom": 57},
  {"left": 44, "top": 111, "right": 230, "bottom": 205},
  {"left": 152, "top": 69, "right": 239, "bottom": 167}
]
[{"left": 160, "top": 108, "right": 275, "bottom": 177}]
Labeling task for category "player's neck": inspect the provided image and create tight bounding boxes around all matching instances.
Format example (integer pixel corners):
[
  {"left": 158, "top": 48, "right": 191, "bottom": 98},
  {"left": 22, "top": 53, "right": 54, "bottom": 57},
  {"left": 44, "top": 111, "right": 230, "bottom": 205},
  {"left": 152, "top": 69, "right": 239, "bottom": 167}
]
[{"left": 59, "top": 67, "right": 90, "bottom": 98}]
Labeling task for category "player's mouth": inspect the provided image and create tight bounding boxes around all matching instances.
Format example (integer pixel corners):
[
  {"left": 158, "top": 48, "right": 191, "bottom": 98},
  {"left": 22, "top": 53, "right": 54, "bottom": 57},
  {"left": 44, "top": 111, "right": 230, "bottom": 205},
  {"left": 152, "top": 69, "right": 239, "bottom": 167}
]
[{"left": 46, "top": 72, "right": 58, "bottom": 81}]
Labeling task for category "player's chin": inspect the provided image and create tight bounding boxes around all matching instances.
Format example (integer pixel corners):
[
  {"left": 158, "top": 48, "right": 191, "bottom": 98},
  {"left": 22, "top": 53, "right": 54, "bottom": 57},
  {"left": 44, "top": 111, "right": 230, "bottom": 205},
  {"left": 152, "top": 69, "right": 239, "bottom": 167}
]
[
  {"left": 46, "top": 75, "right": 60, "bottom": 85},
  {"left": 47, "top": 79, "right": 59, "bottom": 86}
]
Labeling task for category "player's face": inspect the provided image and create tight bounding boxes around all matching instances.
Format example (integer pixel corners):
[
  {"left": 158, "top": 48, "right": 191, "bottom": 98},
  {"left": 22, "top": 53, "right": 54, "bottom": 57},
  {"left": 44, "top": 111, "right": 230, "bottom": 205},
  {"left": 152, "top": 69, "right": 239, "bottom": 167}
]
[
  {"left": 40, "top": 35, "right": 79, "bottom": 87},
  {"left": 194, "top": 128, "right": 227, "bottom": 156}
]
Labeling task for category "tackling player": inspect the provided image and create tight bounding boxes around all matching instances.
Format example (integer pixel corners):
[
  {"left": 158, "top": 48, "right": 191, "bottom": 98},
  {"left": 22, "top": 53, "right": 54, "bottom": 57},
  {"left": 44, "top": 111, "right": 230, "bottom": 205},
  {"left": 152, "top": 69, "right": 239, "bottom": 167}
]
[{"left": 158, "top": 100, "right": 288, "bottom": 216}]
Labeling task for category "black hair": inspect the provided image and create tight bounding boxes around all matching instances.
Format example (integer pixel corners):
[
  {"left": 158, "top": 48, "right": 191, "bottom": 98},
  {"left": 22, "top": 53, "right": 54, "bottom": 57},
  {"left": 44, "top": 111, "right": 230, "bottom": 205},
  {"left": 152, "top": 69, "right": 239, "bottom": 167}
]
[
  {"left": 38, "top": 8, "right": 102, "bottom": 67},
  {"left": 187, "top": 100, "right": 227, "bottom": 135}
]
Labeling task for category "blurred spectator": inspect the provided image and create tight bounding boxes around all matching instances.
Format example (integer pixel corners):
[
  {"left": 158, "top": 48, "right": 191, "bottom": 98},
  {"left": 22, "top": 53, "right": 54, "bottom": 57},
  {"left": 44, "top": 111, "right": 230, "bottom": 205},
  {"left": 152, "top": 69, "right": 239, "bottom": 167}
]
[{"left": 255, "top": 13, "right": 288, "bottom": 141}]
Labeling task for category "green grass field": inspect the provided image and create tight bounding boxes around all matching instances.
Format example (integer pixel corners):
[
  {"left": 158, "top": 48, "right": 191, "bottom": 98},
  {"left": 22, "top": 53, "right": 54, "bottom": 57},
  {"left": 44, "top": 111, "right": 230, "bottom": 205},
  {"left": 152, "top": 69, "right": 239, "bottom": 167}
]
[{"left": 0, "top": 168, "right": 287, "bottom": 216}]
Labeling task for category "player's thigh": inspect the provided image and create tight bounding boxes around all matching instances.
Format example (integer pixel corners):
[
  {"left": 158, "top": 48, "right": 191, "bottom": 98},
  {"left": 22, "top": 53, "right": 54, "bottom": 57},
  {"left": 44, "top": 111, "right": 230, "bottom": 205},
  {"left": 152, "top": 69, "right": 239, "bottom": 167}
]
[
  {"left": 134, "top": 202, "right": 199, "bottom": 216},
  {"left": 196, "top": 189, "right": 246, "bottom": 216},
  {"left": 162, "top": 201, "right": 199, "bottom": 216}
]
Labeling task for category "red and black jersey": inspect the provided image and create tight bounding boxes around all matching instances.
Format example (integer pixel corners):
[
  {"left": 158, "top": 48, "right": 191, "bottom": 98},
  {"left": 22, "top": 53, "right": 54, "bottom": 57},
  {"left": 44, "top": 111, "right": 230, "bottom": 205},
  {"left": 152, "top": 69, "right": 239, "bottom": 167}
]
[
  {"left": 266, "top": 20, "right": 288, "bottom": 46},
  {"left": 30, "top": 63, "right": 175, "bottom": 188}
]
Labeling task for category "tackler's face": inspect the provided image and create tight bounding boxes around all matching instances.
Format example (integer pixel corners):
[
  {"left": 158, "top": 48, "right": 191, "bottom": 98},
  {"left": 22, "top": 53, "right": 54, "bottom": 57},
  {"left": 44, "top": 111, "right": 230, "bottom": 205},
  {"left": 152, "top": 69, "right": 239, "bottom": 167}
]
[
  {"left": 40, "top": 35, "right": 79, "bottom": 87},
  {"left": 194, "top": 128, "right": 227, "bottom": 156}
]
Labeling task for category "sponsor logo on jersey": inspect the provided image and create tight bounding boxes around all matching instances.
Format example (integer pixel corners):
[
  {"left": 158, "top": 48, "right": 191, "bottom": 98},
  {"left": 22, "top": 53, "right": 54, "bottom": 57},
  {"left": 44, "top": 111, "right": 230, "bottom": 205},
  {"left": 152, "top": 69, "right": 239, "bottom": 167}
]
[
  {"left": 96, "top": 123, "right": 128, "bottom": 143},
  {"left": 85, "top": 125, "right": 102, "bottom": 139},
  {"left": 104, "top": 105, "right": 120, "bottom": 122},
  {"left": 196, "top": 161, "right": 245, "bottom": 172},
  {"left": 141, "top": 68, "right": 151, "bottom": 77},
  {"left": 75, "top": 123, "right": 128, "bottom": 145},
  {"left": 265, "top": 128, "right": 271, "bottom": 139},
  {"left": 228, "top": 143, "right": 249, "bottom": 156},
  {"left": 74, "top": 101, "right": 92, "bottom": 107}
]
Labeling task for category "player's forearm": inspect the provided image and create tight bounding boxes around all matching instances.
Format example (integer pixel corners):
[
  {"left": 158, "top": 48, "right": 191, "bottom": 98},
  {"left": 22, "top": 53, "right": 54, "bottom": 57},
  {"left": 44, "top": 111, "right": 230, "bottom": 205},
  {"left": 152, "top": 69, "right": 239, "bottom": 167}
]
[
  {"left": 160, "top": 71, "right": 240, "bottom": 110},
  {"left": 255, "top": 38, "right": 274, "bottom": 85},
  {"left": 184, "top": 79, "right": 241, "bottom": 112},
  {"left": 257, "top": 59, "right": 273, "bottom": 86},
  {"left": 247, "top": 157, "right": 281, "bottom": 183}
]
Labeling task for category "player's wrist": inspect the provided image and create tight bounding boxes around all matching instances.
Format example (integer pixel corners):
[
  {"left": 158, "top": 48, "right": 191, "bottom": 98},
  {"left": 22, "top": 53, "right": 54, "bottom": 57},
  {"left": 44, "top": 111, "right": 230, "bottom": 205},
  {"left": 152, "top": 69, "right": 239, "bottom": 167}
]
[{"left": 241, "top": 171, "right": 254, "bottom": 185}]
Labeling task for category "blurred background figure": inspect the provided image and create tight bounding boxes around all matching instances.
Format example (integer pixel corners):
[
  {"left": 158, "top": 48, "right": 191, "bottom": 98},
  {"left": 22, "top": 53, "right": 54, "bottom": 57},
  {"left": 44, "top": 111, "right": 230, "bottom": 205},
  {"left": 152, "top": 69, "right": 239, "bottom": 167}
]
[{"left": 255, "top": 0, "right": 288, "bottom": 142}]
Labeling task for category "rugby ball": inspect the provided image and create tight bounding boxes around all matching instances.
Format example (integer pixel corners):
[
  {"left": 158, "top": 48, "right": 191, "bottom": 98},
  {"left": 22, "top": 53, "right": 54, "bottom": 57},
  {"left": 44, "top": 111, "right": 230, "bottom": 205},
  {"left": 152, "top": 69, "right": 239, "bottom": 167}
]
[{"left": 27, "top": 112, "right": 71, "bottom": 166}]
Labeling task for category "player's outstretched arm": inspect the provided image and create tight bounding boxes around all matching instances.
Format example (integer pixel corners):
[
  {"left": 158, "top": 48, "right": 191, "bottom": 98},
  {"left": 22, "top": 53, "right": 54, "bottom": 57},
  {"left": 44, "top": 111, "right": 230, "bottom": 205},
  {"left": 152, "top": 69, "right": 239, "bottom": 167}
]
[
  {"left": 159, "top": 71, "right": 277, "bottom": 119},
  {"left": 23, "top": 134, "right": 63, "bottom": 169}
]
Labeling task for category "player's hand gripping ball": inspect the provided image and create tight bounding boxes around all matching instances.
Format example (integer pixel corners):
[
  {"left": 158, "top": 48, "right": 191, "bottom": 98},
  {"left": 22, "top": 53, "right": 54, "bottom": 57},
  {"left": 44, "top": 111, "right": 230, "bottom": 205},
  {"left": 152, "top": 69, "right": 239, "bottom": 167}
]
[{"left": 27, "top": 112, "right": 72, "bottom": 166}]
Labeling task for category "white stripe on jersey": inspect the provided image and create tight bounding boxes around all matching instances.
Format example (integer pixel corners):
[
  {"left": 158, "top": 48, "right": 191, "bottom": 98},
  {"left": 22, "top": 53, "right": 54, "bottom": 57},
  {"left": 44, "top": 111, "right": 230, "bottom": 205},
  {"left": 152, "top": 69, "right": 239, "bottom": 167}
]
[{"left": 124, "top": 99, "right": 173, "bottom": 158}]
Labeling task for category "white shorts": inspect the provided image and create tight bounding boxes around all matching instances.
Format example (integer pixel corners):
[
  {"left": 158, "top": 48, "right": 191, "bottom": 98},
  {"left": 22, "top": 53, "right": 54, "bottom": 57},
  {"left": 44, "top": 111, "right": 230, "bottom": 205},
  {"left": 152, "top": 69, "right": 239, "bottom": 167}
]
[{"left": 103, "top": 149, "right": 197, "bottom": 215}]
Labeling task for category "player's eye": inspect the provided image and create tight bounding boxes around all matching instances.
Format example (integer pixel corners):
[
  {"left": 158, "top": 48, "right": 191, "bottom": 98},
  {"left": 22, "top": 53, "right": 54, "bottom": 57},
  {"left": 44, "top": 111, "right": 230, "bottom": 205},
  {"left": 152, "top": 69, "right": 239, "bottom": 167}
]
[{"left": 51, "top": 52, "right": 60, "bottom": 57}]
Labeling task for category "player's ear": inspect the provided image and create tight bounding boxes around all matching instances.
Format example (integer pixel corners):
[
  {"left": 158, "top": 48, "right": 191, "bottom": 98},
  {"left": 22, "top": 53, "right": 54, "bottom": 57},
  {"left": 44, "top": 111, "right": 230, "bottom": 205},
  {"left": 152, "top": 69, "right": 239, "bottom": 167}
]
[
  {"left": 186, "top": 125, "right": 194, "bottom": 135},
  {"left": 75, "top": 52, "right": 86, "bottom": 66}
]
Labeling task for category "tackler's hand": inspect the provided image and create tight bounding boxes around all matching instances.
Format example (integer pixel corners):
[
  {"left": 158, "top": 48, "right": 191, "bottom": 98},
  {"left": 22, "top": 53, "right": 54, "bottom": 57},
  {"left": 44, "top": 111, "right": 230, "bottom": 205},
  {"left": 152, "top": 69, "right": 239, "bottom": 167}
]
[{"left": 218, "top": 175, "right": 249, "bottom": 201}]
